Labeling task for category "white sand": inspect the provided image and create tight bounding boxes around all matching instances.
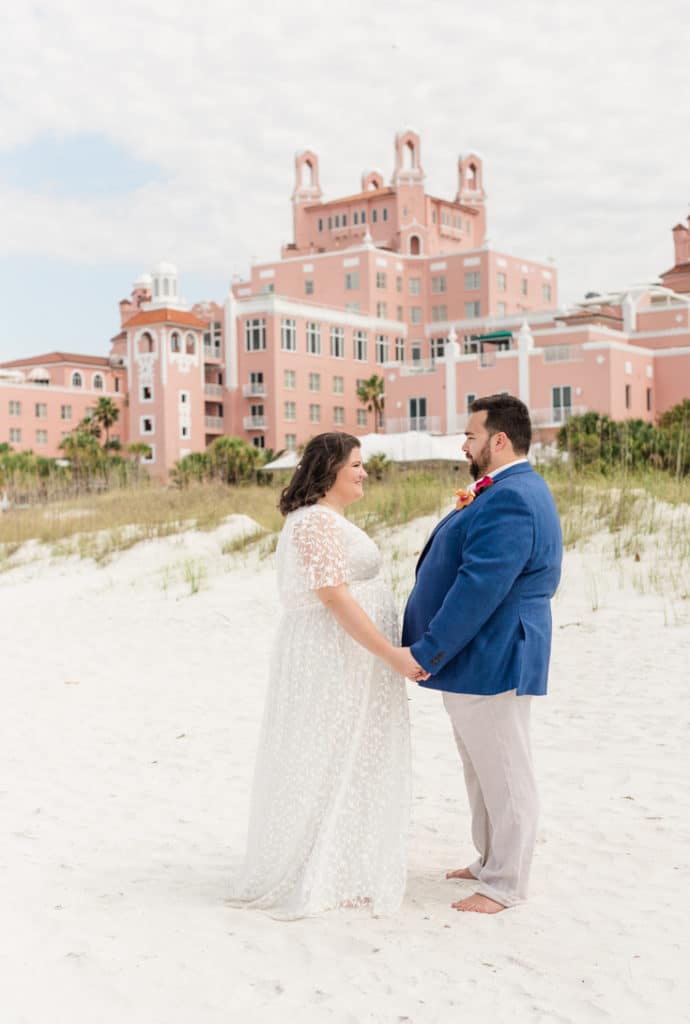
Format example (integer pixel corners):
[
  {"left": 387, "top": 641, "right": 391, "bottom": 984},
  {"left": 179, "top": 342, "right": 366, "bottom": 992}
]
[{"left": 1, "top": 512, "right": 688, "bottom": 1023}]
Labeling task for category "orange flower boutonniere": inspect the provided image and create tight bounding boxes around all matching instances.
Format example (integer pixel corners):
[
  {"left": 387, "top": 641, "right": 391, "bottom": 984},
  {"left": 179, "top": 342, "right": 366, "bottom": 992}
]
[{"left": 455, "top": 475, "right": 494, "bottom": 510}]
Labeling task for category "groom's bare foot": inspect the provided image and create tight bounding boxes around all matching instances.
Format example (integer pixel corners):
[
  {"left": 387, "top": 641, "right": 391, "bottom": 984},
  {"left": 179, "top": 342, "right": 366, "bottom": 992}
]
[
  {"left": 445, "top": 867, "right": 476, "bottom": 880},
  {"left": 452, "top": 893, "right": 506, "bottom": 914}
]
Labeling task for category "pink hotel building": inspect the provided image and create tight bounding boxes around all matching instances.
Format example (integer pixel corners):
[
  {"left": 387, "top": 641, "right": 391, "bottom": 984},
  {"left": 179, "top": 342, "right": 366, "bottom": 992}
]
[{"left": 2, "top": 129, "right": 690, "bottom": 475}]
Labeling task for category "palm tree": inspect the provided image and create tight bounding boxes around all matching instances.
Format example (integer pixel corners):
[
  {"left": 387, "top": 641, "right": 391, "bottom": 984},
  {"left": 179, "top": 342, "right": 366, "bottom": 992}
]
[
  {"left": 207, "top": 436, "right": 262, "bottom": 484},
  {"left": 93, "top": 397, "right": 120, "bottom": 448},
  {"left": 356, "top": 374, "right": 385, "bottom": 433}
]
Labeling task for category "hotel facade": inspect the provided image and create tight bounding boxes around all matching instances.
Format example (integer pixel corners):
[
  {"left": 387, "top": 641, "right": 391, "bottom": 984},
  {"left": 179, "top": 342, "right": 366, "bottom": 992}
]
[{"left": 2, "top": 130, "right": 690, "bottom": 473}]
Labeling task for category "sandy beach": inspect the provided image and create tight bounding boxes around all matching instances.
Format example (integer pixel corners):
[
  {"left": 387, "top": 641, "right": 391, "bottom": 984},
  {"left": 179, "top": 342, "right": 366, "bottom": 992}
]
[{"left": 2, "top": 511, "right": 688, "bottom": 1023}]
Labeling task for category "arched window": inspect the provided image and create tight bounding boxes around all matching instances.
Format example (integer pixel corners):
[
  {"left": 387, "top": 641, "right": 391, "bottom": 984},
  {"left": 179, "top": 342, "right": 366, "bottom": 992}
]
[
  {"left": 409, "top": 234, "right": 422, "bottom": 255},
  {"left": 138, "top": 332, "right": 154, "bottom": 354},
  {"left": 467, "top": 163, "right": 477, "bottom": 189},
  {"left": 185, "top": 334, "right": 196, "bottom": 355},
  {"left": 93, "top": 373, "right": 104, "bottom": 390},
  {"left": 163, "top": 278, "right": 170, "bottom": 296},
  {"left": 72, "top": 371, "right": 83, "bottom": 387},
  {"left": 404, "top": 141, "right": 415, "bottom": 170},
  {"left": 301, "top": 159, "right": 314, "bottom": 188},
  {"left": 170, "top": 332, "right": 181, "bottom": 353}
]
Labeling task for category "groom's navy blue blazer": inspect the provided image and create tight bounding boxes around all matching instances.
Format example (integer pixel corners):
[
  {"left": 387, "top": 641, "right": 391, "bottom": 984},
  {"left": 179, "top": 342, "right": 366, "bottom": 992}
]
[{"left": 402, "top": 462, "right": 562, "bottom": 696}]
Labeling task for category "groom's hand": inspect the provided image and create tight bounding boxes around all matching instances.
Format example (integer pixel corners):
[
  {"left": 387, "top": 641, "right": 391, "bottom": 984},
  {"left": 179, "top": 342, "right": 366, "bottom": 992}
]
[{"left": 388, "top": 646, "right": 430, "bottom": 681}]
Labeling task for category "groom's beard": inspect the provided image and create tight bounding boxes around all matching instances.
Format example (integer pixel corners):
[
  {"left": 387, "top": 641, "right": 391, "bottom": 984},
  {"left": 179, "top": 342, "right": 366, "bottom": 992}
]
[{"left": 469, "top": 439, "right": 492, "bottom": 481}]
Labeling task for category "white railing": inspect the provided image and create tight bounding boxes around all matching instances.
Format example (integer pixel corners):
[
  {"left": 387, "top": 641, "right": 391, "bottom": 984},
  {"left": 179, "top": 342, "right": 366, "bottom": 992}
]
[
  {"left": 398, "top": 359, "right": 438, "bottom": 376},
  {"left": 203, "top": 344, "right": 222, "bottom": 361},
  {"left": 204, "top": 383, "right": 223, "bottom": 397},
  {"left": 542, "top": 345, "right": 584, "bottom": 363},
  {"left": 530, "top": 405, "right": 588, "bottom": 427},
  {"left": 243, "top": 415, "right": 267, "bottom": 430},
  {"left": 242, "top": 382, "right": 267, "bottom": 397},
  {"left": 204, "top": 415, "right": 224, "bottom": 430},
  {"left": 385, "top": 416, "right": 441, "bottom": 434}
]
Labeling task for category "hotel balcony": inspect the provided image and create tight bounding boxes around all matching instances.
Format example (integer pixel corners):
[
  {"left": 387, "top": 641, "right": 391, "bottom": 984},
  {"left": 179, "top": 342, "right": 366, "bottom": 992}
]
[
  {"left": 203, "top": 344, "right": 222, "bottom": 363},
  {"left": 242, "top": 382, "right": 267, "bottom": 398},
  {"left": 385, "top": 416, "right": 441, "bottom": 434},
  {"left": 243, "top": 415, "right": 267, "bottom": 431},
  {"left": 204, "top": 383, "right": 223, "bottom": 398},
  {"left": 399, "top": 359, "right": 437, "bottom": 376},
  {"left": 205, "top": 415, "right": 224, "bottom": 432},
  {"left": 530, "top": 405, "right": 587, "bottom": 428}
]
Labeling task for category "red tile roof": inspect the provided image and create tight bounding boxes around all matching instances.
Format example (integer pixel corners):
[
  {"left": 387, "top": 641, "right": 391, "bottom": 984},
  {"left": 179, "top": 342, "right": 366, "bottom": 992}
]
[
  {"left": 0, "top": 351, "right": 111, "bottom": 369},
  {"left": 125, "top": 308, "right": 207, "bottom": 328}
]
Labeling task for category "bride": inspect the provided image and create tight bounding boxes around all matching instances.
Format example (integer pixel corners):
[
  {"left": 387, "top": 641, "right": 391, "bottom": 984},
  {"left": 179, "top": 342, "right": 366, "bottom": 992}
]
[{"left": 228, "top": 432, "right": 426, "bottom": 918}]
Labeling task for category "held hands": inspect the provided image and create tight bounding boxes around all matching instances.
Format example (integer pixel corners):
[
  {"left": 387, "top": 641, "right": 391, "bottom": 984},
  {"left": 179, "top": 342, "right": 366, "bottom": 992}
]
[{"left": 387, "top": 646, "right": 430, "bottom": 682}]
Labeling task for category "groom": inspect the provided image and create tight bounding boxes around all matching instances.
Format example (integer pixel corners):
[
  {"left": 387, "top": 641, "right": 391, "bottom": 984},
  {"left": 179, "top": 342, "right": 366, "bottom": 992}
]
[{"left": 402, "top": 394, "right": 562, "bottom": 914}]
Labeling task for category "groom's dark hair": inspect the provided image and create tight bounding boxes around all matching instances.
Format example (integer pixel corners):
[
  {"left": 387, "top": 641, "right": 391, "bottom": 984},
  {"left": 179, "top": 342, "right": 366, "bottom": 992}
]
[
  {"left": 470, "top": 394, "right": 532, "bottom": 454},
  {"left": 279, "top": 432, "right": 362, "bottom": 515}
]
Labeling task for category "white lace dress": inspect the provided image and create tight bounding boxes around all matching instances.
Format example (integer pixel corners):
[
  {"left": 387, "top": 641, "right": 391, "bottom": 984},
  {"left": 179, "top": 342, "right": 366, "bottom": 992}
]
[{"left": 228, "top": 503, "right": 411, "bottom": 919}]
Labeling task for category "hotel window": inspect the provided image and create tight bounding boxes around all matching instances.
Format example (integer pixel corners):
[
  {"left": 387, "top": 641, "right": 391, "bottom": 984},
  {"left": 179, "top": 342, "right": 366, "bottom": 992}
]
[
  {"left": 361, "top": 210, "right": 366, "bottom": 223},
  {"left": 376, "top": 302, "right": 387, "bottom": 318},
  {"left": 330, "top": 326, "right": 345, "bottom": 358},
  {"left": 376, "top": 271, "right": 387, "bottom": 289},
  {"left": 60, "top": 405, "right": 72, "bottom": 420},
  {"left": 396, "top": 275, "right": 403, "bottom": 293},
  {"left": 497, "top": 302, "right": 507, "bottom": 316},
  {"left": 646, "top": 387, "right": 652, "bottom": 411},
  {"left": 464, "top": 271, "right": 480, "bottom": 289},
  {"left": 309, "top": 403, "right": 321, "bottom": 423},
  {"left": 371, "top": 209, "right": 377, "bottom": 224},
  {"left": 285, "top": 433, "right": 297, "bottom": 451},
  {"left": 395, "top": 337, "right": 405, "bottom": 362},
  {"left": 261, "top": 283, "right": 274, "bottom": 295},
  {"left": 411, "top": 343, "right": 422, "bottom": 363},
  {"left": 9, "top": 400, "right": 21, "bottom": 416},
  {"left": 141, "top": 416, "right": 154, "bottom": 434},
  {"left": 521, "top": 277, "right": 528, "bottom": 295},
  {"left": 280, "top": 318, "right": 296, "bottom": 352},
  {"left": 356, "top": 409, "right": 367, "bottom": 427},
  {"left": 327, "top": 216, "right": 332, "bottom": 230},
  {"left": 333, "top": 406, "right": 345, "bottom": 425},
  {"left": 354, "top": 212, "right": 359, "bottom": 225},
  {"left": 114, "top": 378, "right": 121, "bottom": 393},
  {"left": 305, "top": 279, "right": 314, "bottom": 295},
  {"left": 431, "top": 305, "right": 447, "bottom": 322},
  {"left": 72, "top": 371, "right": 83, "bottom": 387},
  {"left": 308, "top": 372, "right": 321, "bottom": 392},
  {"left": 306, "top": 322, "right": 321, "bottom": 355},
  {"left": 142, "top": 445, "right": 155, "bottom": 464},
  {"left": 284, "top": 401, "right": 296, "bottom": 420},
  {"left": 431, "top": 275, "right": 447, "bottom": 294},
  {"left": 93, "top": 373, "right": 104, "bottom": 389},
  {"left": 318, "top": 218, "right": 323, "bottom": 232},
  {"left": 382, "top": 208, "right": 388, "bottom": 222},
  {"left": 141, "top": 384, "right": 153, "bottom": 401},
  {"left": 9, "top": 428, "right": 21, "bottom": 443},
  {"left": 466, "top": 392, "right": 477, "bottom": 412},
  {"left": 552, "top": 386, "right": 572, "bottom": 423},
  {"left": 465, "top": 301, "right": 481, "bottom": 318},
  {"left": 246, "top": 318, "right": 267, "bottom": 351},
  {"left": 342, "top": 214, "right": 347, "bottom": 227},
  {"left": 376, "top": 334, "right": 389, "bottom": 364},
  {"left": 625, "top": 384, "right": 631, "bottom": 409},
  {"left": 35, "top": 403, "right": 47, "bottom": 418},
  {"left": 353, "top": 331, "right": 368, "bottom": 361},
  {"left": 409, "top": 396, "right": 427, "bottom": 429},
  {"left": 335, "top": 215, "right": 340, "bottom": 228},
  {"left": 36, "top": 429, "right": 48, "bottom": 445},
  {"left": 409, "top": 278, "right": 421, "bottom": 296},
  {"left": 543, "top": 283, "right": 552, "bottom": 302},
  {"left": 333, "top": 375, "right": 344, "bottom": 394},
  {"left": 345, "top": 271, "right": 360, "bottom": 290},
  {"left": 430, "top": 338, "right": 445, "bottom": 362},
  {"left": 497, "top": 272, "right": 507, "bottom": 291},
  {"left": 397, "top": 305, "right": 404, "bottom": 322},
  {"left": 283, "top": 369, "right": 296, "bottom": 389},
  {"left": 345, "top": 302, "right": 360, "bottom": 313},
  {"left": 170, "top": 332, "right": 181, "bottom": 353},
  {"left": 410, "top": 307, "right": 422, "bottom": 325}
]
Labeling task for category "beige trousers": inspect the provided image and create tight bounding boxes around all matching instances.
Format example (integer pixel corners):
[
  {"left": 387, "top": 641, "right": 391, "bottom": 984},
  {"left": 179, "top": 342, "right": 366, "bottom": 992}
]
[{"left": 442, "top": 688, "right": 539, "bottom": 907}]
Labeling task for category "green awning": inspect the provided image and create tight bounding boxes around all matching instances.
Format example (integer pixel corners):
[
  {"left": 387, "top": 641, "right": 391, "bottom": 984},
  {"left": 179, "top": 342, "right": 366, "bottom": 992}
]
[{"left": 468, "top": 331, "right": 513, "bottom": 342}]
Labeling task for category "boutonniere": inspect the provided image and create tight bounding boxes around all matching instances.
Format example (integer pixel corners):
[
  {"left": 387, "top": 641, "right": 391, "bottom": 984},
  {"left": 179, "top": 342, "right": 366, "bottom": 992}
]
[{"left": 454, "top": 475, "right": 493, "bottom": 510}]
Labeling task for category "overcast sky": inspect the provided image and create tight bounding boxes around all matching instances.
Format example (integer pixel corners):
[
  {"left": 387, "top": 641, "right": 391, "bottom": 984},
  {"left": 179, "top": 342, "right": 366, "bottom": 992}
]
[{"left": 1, "top": 0, "right": 688, "bottom": 361}]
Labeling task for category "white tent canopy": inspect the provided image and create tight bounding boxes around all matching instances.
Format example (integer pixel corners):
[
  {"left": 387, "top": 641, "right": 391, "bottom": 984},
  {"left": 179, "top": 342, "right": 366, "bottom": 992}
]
[{"left": 262, "top": 432, "right": 466, "bottom": 471}]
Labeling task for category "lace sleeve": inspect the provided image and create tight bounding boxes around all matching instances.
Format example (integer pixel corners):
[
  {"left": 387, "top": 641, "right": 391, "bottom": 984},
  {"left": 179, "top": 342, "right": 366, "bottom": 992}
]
[{"left": 292, "top": 506, "right": 348, "bottom": 590}]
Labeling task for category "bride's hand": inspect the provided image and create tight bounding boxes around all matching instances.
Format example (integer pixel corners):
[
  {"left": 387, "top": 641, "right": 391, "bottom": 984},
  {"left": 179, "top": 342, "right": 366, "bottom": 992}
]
[{"left": 387, "top": 646, "right": 430, "bottom": 681}]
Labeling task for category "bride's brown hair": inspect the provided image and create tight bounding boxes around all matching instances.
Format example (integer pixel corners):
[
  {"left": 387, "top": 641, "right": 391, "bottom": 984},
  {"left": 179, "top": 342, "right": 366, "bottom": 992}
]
[{"left": 279, "top": 432, "right": 361, "bottom": 515}]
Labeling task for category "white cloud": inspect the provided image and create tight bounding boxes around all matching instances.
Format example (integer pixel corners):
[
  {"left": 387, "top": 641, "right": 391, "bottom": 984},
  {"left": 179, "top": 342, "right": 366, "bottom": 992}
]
[{"left": 0, "top": 0, "right": 689, "bottom": 305}]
